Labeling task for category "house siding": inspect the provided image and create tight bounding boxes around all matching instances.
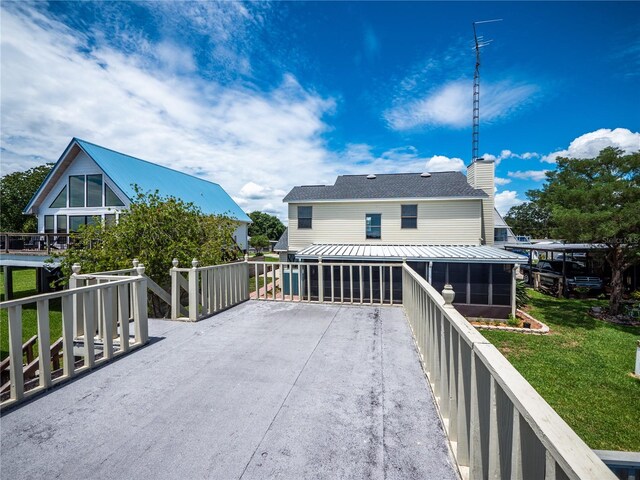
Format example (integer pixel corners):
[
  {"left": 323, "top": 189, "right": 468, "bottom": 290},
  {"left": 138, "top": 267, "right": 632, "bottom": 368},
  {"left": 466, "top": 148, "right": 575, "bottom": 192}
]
[
  {"left": 287, "top": 199, "right": 482, "bottom": 251},
  {"left": 37, "top": 151, "right": 130, "bottom": 232},
  {"left": 466, "top": 161, "right": 495, "bottom": 245}
]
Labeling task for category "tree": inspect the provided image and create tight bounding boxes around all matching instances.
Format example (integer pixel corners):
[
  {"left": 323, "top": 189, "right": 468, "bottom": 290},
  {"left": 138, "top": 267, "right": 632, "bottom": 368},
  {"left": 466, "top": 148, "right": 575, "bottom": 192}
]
[
  {"left": 0, "top": 164, "right": 53, "bottom": 231},
  {"left": 248, "top": 211, "right": 285, "bottom": 240},
  {"left": 504, "top": 201, "right": 553, "bottom": 239},
  {"left": 250, "top": 234, "right": 270, "bottom": 254},
  {"left": 57, "top": 189, "right": 240, "bottom": 316},
  {"left": 535, "top": 147, "right": 640, "bottom": 314}
]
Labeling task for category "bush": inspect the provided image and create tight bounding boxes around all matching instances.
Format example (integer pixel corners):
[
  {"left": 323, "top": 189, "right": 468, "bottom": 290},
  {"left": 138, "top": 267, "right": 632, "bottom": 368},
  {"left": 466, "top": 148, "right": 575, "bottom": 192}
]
[
  {"left": 515, "top": 280, "right": 530, "bottom": 309},
  {"left": 250, "top": 235, "right": 270, "bottom": 254}
]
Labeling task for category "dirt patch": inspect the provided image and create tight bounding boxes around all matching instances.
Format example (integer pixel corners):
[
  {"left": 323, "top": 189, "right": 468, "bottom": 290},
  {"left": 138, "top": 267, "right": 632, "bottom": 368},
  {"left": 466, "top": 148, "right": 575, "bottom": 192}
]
[
  {"left": 589, "top": 307, "right": 640, "bottom": 327},
  {"left": 468, "top": 309, "right": 549, "bottom": 334}
]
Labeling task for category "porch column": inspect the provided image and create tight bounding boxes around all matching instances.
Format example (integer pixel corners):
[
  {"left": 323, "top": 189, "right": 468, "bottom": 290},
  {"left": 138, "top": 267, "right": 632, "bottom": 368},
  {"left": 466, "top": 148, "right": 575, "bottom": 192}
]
[
  {"left": 3, "top": 266, "right": 12, "bottom": 300},
  {"left": 511, "top": 264, "right": 519, "bottom": 318},
  {"left": 428, "top": 262, "right": 433, "bottom": 284}
]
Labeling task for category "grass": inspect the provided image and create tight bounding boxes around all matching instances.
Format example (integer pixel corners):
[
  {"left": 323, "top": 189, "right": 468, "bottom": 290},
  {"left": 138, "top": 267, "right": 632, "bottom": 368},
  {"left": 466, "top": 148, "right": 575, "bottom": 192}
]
[
  {"left": 249, "top": 275, "right": 273, "bottom": 293},
  {"left": 0, "top": 269, "right": 63, "bottom": 360},
  {"left": 481, "top": 289, "right": 640, "bottom": 451}
]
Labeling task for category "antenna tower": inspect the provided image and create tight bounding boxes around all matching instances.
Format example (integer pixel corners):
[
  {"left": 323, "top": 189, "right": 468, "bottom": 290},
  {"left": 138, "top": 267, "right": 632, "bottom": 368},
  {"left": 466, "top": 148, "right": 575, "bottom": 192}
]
[{"left": 472, "top": 19, "right": 502, "bottom": 163}]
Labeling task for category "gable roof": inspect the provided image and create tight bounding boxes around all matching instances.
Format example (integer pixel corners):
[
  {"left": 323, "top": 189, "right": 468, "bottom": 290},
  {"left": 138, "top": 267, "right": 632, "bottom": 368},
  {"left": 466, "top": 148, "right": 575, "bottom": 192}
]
[
  {"left": 274, "top": 228, "right": 288, "bottom": 252},
  {"left": 283, "top": 172, "right": 487, "bottom": 202},
  {"left": 24, "top": 138, "right": 250, "bottom": 223}
]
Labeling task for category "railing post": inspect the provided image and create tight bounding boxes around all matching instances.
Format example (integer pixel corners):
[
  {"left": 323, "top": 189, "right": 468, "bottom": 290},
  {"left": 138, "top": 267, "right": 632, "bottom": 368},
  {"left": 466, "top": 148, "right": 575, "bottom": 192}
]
[
  {"left": 170, "top": 258, "right": 179, "bottom": 320},
  {"left": 511, "top": 263, "right": 518, "bottom": 319},
  {"left": 442, "top": 284, "right": 455, "bottom": 307},
  {"left": 134, "top": 264, "right": 148, "bottom": 343},
  {"left": 636, "top": 340, "right": 640, "bottom": 377},
  {"left": 318, "top": 257, "right": 324, "bottom": 302},
  {"left": 188, "top": 259, "right": 199, "bottom": 321},
  {"left": 8, "top": 305, "right": 24, "bottom": 401}
]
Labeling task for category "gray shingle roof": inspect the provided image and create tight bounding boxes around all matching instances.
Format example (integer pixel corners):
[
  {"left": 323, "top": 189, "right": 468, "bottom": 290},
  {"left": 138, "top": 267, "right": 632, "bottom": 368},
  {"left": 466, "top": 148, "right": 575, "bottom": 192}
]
[
  {"left": 274, "top": 228, "right": 288, "bottom": 252},
  {"left": 282, "top": 172, "right": 487, "bottom": 202}
]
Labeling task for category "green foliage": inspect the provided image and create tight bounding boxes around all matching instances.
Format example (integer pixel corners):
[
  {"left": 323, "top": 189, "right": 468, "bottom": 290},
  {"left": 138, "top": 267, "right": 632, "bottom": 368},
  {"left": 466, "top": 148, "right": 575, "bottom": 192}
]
[
  {"left": 250, "top": 234, "right": 270, "bottom": 254},
  {"left": 0, "top": 163, "right": 53, "bottom": 232},
  {"left": 515, "top": 280, "right": 530, "bottom": 309},
  {"left": 482, "top": 289, "right": 640, "bottom": 450},
  {"left": 56, "top": 189, "right": 240, "bottom": 292},
  {"left": 507, "top": 314, "right": 520, "bottom": 327},
  {"left": 533, "top": 147, "right": 640, "bottom": 313},
  {"left": 504, "top": 201, "right": 553, "bottom": 239},
  {"left": 248, "top": 211, "right": 285, "bottom": 240}
]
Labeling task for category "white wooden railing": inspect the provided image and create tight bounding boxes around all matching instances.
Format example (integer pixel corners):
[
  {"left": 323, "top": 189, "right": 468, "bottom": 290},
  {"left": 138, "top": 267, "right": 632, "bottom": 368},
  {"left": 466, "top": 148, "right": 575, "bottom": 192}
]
[
  {"left": 0, "top": 266, "right": 148, "bottom": 410},
  {"left": 170, "top": 259, "right": 249, "bottom": 321},
  {"left": 402, "top": 264, "right": 615, "bottom": 480},
  {"left": 250, "top": 260, "right": 403, "bottom": 305}
]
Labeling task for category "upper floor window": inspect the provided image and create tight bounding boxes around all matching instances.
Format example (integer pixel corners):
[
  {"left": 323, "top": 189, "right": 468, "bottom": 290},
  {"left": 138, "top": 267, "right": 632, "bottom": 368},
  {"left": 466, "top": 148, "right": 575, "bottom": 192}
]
[
  {"left": 401, "top": 204, "right": 417, "bottom": 229},
  {"left": 50, "top": 186, "right": 67, "bottom": 208},
  {"left": 87, "top": 174, "right": 103, "bottom": 207},
  {"left": 105, "top": 184, "right": 125, "bottom": 207},
  {"left": 298, "top": 206, "right": 312, "bottom": 229},
  {"left": 69, "top": 175, "right": 85, "bottom": 207},
  {"left": 366, "top": 213, "right": 381, "bottom": 239}
]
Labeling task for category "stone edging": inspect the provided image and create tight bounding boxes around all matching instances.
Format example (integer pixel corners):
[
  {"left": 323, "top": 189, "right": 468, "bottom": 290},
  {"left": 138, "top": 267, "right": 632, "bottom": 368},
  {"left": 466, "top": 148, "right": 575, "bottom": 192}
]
[{"left": 472, "top": 309, "right": 550, "bottom": 335}]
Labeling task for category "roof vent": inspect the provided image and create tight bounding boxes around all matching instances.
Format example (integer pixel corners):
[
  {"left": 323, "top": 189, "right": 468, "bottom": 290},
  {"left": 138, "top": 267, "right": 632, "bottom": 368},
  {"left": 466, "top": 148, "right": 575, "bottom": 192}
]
[
  {"left": 421, "top": 172, "right": 431, "bottom": 178},
  {"left": 366, "top": 174, "right": 376, "bottom": 179}
]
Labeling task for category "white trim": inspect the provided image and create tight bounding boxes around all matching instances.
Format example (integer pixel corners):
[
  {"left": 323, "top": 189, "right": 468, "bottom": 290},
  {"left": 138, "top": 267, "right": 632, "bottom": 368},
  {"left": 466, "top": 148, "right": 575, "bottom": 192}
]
[{"left": 285, "top": 196, "right": 485, "bottom": 204}]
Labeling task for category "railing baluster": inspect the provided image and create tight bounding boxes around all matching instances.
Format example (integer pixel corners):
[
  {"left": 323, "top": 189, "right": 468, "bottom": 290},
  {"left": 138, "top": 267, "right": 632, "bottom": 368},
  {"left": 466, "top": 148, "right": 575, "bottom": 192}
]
[
  {"left": 306, "top": 264, "right": 311, "bottom": 302},
  {"left": 118, "top": 284, "right": 130, "bottom": 353},
  {"left": 36, "top": 299, "right": 52, "bottom": 388},
  {"left": 61, "top": 294, "right": 75, "bottom": 376},
  {"left": 379, "top": 266, "right": 383, "bottom": 305},
  {"left": 349, "top": 265, "right": 353, "bottom": 303},
  {"left": 389, "top": 266, "right": 393, "bottom": 305},
  {"left": 101, "top": 287, "right": 114, "bottom": 361},
  {"left": 271, "top": 263, "right": 276, "bottom": 300},
  {"left": 83, "top": 290, "right": 95, "bottom": 368},
  {"left": 340, "top": 265, "right": 344, "bottom": 303},
  {"left": 331, "top": 265, "right": 335, "bottom": 303},
  {"left": 359, "top": 266, "right": 363, "bottom": 304},
  {"left": 369, "top": 265, "right": 373, "bottom": 304},
  {"left": 8, "top": 305, "right": 24, "bottom": 401}
]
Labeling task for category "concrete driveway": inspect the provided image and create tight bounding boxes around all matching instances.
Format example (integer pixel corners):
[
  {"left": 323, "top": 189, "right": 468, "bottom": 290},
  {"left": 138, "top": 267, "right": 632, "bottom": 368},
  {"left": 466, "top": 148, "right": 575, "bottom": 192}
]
[{"left": 1, "top": 301, "right": 458, "bottom": 480}]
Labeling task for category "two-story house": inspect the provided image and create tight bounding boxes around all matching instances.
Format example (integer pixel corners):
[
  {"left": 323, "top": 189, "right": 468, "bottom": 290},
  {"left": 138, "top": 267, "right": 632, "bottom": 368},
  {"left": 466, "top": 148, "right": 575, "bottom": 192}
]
[
  {"left": 277, "top": 160, "right": 526, "bottom": 318},
  {"left": 23, "top": 138, "right": 251, "bottom": 250}
]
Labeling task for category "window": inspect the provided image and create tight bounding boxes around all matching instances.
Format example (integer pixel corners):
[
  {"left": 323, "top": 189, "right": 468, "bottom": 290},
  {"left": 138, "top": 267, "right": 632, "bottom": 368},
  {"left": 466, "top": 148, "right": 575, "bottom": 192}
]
[
  {"left": 298, "top": 206, "right": 312, "bottom": 229},
  {"left": 87, "top": 174, "right": 103, "bottom": 207},
  {"left": 69, "top": 175, "right": 85, "bottom": 207},
  {"left": 105, "top": 184, "right": 125, "bottom": 207},
  {"left": 50, "top": 186, "right": 67, "bottom": 208},
  {"left": 401, "top": 204, "right": 417, "bottom": 229},
  {"left": 494, "top": 228, "right": 507, "bottom": 242},
  {"left": 70, "top": 215, "right": 99, "bottom": 232},
  {"left": 56, "top": 215, "right": 67, "bottom": 233},
  {"left": 365, "top": 213, "right": 381, "bottom": 239},
  {"left": 104, "top": 214, "right": 117, "bottom": 226},
  {"left": 44, "top": 215, "right": 54, "bottom": 234}
]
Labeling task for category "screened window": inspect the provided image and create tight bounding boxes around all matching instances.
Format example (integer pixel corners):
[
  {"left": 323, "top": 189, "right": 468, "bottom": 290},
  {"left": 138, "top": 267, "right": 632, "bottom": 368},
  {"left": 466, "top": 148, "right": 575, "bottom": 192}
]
[
  {"left": 105, "top": 214, "right": 117, "bottom": 226},
  {"left": 70, "top": 215, "right": 87, "bottom": 232},
  {"left": 492, "top": 264, "right": 512, "bottom": 306},
  {"left": 401, "top": 204, "right": 417, "bottom": 229},
  {"left": 69, "top": 175, "right": 85, "bottom": 207},
  {"left": 298, "top": 206, "right": 312, "bottom": 229},
  {"left": 105, "top": 184, "right": 125, "bottom": 207},
  {"left": 365, "top": 213, "right": 381, "bottom": 239},
  {"left": 44, "top": 215, "right": 54, "bottom": 234},
  {"left": 56, "top": 215, "right": 67, "bottom": 234},
  {"left": 50, "top": 186, "right": 67, "bottom": 208},
  {"left": 448, "top": 263, "right": 469, "bottom": 304},
  {"left": 87, "top": 174, "right": 103, "bottom": 207},
  {"left": 470, "top": 264, "right": 489, "bottom": 304}
]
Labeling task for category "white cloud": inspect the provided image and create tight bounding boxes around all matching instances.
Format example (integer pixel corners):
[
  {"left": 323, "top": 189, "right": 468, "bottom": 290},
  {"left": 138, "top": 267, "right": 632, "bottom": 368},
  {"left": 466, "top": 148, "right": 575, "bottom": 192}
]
[
  {"left": 507, "top": 170, "right": 550, "bottom": 182},
  {"left": 384, "top": 79, "right": 539, "bottom": 130},
  {"left": 495, "top": 177, "right": 512, "bottom": 186},
  {"left": 424, "top": 155, "right": 465, "bottom": 172},
  {"left": 542, "top": 128, "right": 640, "bottom": 163},
  {"left": 494, "top": 190, "right": 524, "bottom": 215},
  {"left": 0, "top": 4, "right": 337, "bottom": 220},
  {"left": 480, "top": 149, "right": 540, "bottom": 165}
]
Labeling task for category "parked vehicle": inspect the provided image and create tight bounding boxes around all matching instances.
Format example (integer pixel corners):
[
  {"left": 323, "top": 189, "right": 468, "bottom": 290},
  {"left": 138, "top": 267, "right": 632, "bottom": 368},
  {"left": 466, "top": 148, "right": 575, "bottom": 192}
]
[{"left": 520, "top": 260, "right": 603, "bottom": 294}]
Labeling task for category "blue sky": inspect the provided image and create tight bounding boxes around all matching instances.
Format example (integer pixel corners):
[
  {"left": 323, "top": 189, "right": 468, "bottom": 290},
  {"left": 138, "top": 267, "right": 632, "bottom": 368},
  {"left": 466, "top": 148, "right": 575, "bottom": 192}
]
[{"left": 1, "top": 1, "right": 639, "bottom": 219}]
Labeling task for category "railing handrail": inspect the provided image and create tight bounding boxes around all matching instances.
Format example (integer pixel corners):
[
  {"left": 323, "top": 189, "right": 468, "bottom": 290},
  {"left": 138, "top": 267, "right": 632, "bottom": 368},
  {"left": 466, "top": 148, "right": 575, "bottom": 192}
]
[
  {"left": 0, "top": 276, "right": 140, "bottom": 309},
  {"left": 402, "top": 263, "right": 615, "bottom": 479}
]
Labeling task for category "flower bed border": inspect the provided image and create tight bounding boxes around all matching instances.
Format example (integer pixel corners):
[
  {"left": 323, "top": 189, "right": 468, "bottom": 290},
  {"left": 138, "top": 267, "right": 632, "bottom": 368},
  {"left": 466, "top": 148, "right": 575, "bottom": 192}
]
[{"left": 471, "top": 309, "right": 550, "bottom": 335}]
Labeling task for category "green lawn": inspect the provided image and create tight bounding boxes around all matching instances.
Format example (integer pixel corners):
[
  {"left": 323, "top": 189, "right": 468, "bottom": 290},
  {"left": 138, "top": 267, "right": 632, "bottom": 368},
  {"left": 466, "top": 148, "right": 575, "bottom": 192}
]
[
  {"left": 0, "top": 268, "right": 63, "bottom": 360},
  {"left": 481, "top": 289, "right": 640, "bottom": 451},
  {"left": 249, "top": 274, "right": 273, "bottom": 293}
]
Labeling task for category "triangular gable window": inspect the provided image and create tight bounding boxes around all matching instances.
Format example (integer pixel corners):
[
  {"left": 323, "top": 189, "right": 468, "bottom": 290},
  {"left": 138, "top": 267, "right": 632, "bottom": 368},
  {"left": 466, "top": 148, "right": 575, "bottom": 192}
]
[
  {"left": 105, "top": 184, "right": 125, "bottom": 207},
  {"left": 50, "top": 186, "right": 67, "bottom": 208}
]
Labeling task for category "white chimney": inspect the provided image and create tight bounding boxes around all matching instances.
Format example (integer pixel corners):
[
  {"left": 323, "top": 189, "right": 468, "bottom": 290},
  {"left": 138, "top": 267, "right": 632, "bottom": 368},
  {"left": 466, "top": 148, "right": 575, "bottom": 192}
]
[{"left": 467, "top": 159, "right": 495, "bottom": 245}]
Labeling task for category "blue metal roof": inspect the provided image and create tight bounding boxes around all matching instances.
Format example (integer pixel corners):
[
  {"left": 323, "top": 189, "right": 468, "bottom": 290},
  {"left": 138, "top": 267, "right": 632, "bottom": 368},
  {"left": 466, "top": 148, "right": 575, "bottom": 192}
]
[{"left": 31, "top": 138, "right": 249, "bottom": 222}]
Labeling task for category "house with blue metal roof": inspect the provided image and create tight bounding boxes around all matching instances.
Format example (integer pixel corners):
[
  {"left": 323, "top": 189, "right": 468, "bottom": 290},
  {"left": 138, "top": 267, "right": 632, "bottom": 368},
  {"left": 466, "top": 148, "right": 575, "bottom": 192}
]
[{"left": 23, "top": 138, "right": 250, "bottom": 250}]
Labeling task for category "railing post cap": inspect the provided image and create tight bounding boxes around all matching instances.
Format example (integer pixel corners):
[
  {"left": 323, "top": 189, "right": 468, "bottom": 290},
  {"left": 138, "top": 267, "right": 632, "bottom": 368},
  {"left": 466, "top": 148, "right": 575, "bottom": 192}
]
[
  {"left": 442, "top": 284, "right": 455, "bottom": 306},
  {"left": 136, "top": 264, "right": 145, "bottom": 276},
  {"left": 244, "top": 254, "right": 249, "bottom": 262},
  {"left": 402, "top": 257, "right": 407, "bottom": 263},
  {"left": 172, "top": 258, "right": 179, "bottom": 268},
  {"left": 71, "top": 263, "right": 81, "bottom": 274},
  {"left": 132, "top": 258, "right": 139, "bottom": 268},
  {"left": 318, "top": 256, "right": 323, "bottom": 263},
  {"left": 192, "top": 258, "right": 199, "bottom": 268}
]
